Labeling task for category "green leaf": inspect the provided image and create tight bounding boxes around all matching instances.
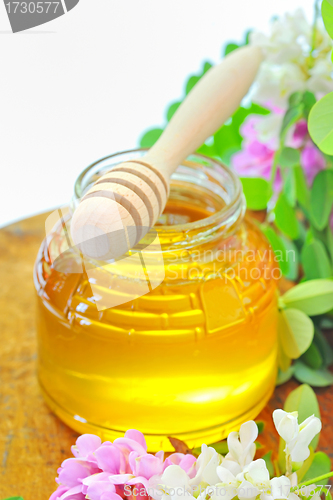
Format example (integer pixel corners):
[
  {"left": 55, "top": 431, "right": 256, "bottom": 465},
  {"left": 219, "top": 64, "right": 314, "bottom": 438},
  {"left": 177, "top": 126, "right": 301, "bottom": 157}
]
[
  {"left": 215, "top": 104, "right": 269, "bottom": 162},
  {"left": 308, "top": 91, "right": 333, "bottom": 154},
  {"left": 246, "top": 103, "right": 270, "bottom": 116},
  {"left": 326, "top": 223, "right": 333, "bottom": 262},
  {"left": 296, "top": 219, "right": 307, "bottom": 246},
  {"left": 284, "top": 384, "right": 321, "bottom": 449},
  {"left": 214, "top": 123, "right": 242, "bottom": 158},
  {"left": 139, "top": 128, "right": 164, "bottom": 148},
  {"left": 185, "top": 75, "right": 201, "bottom": 95},
  {"left": 256, "top": 421, "right": 265, "bottom": 434},
  {"left": 166, "top": 101, "right": 181, "bottom": 122},
  {"left": 284, "top": 168, "right": 297, "bottom": 208},
  {"left": 301, "top": 240, "right": 332, "bottom": 279},
  {"left": 296, "top": 447, "right": 315, "bottom": 482},
  {"left": 276, "top": 366, "right": 295, "bottom": 385},
  {"left": 322, "top": 0, "right": 333, "bottom": 39},
  {"left": 279, "top": 309, "right": 314, "bottom": 359},
  {"left": 262, "top": 451, "right": 275, "bottom": 478},
  {"left": 301, "top": 342, "right": 323, "bottom": 370},
  {"left": 262, "top": 226, "right": 290, "bottom": 276},
  {"left": 278, "top": 147, "right": 301, "bottom": 168},
  {"left": 302, "top": 452, "right": 332, "bottom": 485},
  {"left": 314, "top": 329, "right": 333, "bottom": 367},
  {"left": 311, "top": 224, "right": 331, "bottom": 252},
  {"left": 3, "top": 498, "right": 24, "bottom": 500},
  {"left": 224, "top": 43, "right": 240, "bottom": 56},
  {"left": 202, "top": 61, "right": 213, "bottom": 74},
  {"left": 281, "top": 104, "right": 304, "bottom": 141},
  {"left": 196, "top": 142, "right": 218, "bottom": 157},
  {"left": 281, "top": 236, "right": 299, "bottom": 281},
  {"left": 278, "top": 335, "right": 292, "bottom": 373},
  {"left": 241, "top": 177, "right": 272, "bottom": 210},
  {"left": 294, "top": 361, "right": 333, "bottom": 387},
  {"left": 219, "top": 146, "right": 241, "bottom": 166},
  {"left": 289, "top": 92, "right": 304, "bottom": 107},
  {"left": 206, "top": 441, "right": 229, "bottom": 455},
  {"left": 244, "top": 30, "right": 252, "bottom": 45},
  {"left": 232, "top": 104, "right": 269, "bottom": 127},
  {"left": 281, "top": 279, "right": 333, "bottom": 316},
  {"left": 302, "top": 91, "right": 317, "bottom": 118},
  {"left": 310, "top": 170, "right": 333, "bottom": 231},
  {"left": 274, "top": 193, "right": 299, "bottom": 240},
  {"left": 294, "top": 165, "right": 310, "bottom": 210}
]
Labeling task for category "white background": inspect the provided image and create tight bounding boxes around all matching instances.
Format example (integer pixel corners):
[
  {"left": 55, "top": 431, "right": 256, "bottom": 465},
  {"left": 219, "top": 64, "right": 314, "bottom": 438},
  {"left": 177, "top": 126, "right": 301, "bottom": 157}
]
[{"left": 0, "top": 0, "right": 315, "bottom": 227}]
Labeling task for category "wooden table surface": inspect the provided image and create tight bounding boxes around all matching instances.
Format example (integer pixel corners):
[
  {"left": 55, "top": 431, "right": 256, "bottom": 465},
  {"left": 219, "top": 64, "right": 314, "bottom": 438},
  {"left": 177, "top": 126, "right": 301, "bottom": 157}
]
[{"left": 0, "top": 212, "right": 332, "bottom": 500}]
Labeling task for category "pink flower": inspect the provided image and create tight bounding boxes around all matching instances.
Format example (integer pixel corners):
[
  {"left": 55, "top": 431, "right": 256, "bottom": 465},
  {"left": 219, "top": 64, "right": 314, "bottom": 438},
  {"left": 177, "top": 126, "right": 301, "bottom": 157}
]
[
  {"left": 56, "top": 458, "right": 99, "bottom": 487},
  {"left": 82, "top": 473, "right": 122, "bottom": 500},
  {"left": 49, "top": 431, "right": 196, "bottom": 500},
  {"left": 49, "top": 486, "right": 69, "bottom": 500},
  {"left": 301, "top": 143, "right": 326, "bottom": 185},
  {"left": 288, "top": 120, "right": 308, "bottom": 148},
  {"left": 59, "top": 485, "right": 86, "bottom": 499},
  {"left": 163, "top": 453, "right": 197, "bottom": 477},
  {"left": 129, "top": 450, "right": 164, "bottom": 479},
  {"left": 94, "top": 443, "right": 126, "bottom": 474},
  {"left": 232, "top": 138, "right": 283, "bottom": 191},
  {"left": 231, "top": 114, "right": 326, "bottom": 192},
  {"left": 72, "top": 434, "right": 102, "bottom": 459},
  {"left": 232, "top": 140, "right": 275, "bottom": 180}
]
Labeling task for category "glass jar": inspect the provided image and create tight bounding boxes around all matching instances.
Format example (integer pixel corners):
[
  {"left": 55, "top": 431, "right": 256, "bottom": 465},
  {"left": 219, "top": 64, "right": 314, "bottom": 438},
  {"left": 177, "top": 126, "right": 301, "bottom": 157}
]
[{"left": 34, "top": 149, "right": 278, "bottom": 451}]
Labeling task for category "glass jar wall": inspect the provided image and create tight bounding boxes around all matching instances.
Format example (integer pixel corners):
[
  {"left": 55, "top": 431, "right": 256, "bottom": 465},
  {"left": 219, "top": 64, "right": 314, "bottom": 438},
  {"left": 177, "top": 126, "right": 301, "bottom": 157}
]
[{"left": 34, "top": 150, "right": 278, "bottom": 451}]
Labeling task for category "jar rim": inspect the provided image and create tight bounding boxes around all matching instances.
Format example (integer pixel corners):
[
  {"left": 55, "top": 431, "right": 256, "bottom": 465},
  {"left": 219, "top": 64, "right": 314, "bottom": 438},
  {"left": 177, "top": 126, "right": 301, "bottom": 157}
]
[{"left": 74, "top": 148, "right": 245, "bottom": 240}]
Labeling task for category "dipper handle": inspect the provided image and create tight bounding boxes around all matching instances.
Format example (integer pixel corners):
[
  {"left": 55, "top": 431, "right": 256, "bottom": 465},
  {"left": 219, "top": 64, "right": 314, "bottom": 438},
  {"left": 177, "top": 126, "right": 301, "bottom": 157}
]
[
  {"left": 71, "top": 45, "right": 263, "bottom": 260},
  {"left": 143, "top": 45, "right": 263, "bottom": 179}
]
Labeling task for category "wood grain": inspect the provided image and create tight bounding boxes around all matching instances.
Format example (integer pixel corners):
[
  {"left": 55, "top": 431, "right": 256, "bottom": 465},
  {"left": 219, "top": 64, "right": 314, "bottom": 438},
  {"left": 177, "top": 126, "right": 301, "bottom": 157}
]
[{"left": 0, "top": 212, "right": 332, "bottom": 500}]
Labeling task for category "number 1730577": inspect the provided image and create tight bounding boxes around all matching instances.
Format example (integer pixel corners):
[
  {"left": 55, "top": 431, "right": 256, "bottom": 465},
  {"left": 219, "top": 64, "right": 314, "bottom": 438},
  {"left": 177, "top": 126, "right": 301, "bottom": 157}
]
[{"left": 5, "top": 1, "right": 60, "bottom": 13}]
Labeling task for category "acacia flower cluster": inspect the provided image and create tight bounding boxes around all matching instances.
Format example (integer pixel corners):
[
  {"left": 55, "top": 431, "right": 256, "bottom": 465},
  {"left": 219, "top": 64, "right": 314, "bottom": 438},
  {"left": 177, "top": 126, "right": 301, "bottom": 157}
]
[
  {"left": 250, "top": 9, "right": 333, "bottom": 109},
  {"left": 231, "top": 9, "right": 331, "bottom": 193},
  {"left": 50, "top": 410, "right": 324, "bottom": 500}
]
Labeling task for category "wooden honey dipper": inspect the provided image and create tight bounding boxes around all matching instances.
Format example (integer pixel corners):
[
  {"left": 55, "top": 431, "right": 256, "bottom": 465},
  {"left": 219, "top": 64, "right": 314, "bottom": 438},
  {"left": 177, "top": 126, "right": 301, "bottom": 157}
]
[{"left": 71, "top": 45, "right": 263, "bottom": 260}]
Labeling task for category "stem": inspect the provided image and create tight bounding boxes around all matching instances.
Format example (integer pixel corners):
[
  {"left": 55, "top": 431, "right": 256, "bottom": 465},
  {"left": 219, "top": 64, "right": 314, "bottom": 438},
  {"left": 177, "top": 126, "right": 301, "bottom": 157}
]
[
  {"left": 286, "top": 451, "right": 293, "bottom": 477},
  {"left": 270, "top": 150, "right": 280, "bottom": 187},
  {"left": 291, "top": 472, "right": 333, "bottom": 491}
]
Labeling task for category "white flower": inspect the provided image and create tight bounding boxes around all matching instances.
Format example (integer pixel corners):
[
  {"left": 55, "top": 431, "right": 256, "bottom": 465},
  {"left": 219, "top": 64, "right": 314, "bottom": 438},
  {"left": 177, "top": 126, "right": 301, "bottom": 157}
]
[
  {"left": 308, "top": 53, "right": 333, "bottom": 95},
  {"left": 224, "top": 420, "right": 258, "bottom": 470},
  {"left": 270, "top": 475, "right": 293, "bottom": 500},
  {"left": 237, "top": 479, "right": 260, "bottom": 500},
  {"left": 255, "top": 113, "right": 284, "bottom": 149},
  {"left": 239, "top": 459, "right": 270, "bottom": 500},
  {"left": 243, "top": 459, "right": 270, "bottom": 488},
  {"left": 273, "top": 410, "right": 322, "bottom": 462},
  {"left": 250, "top": 9, "right": 310, "bottom": 65},
  {"left": 260, "top": 474, "right": 300, "bottom": 500},
  {"left": 212, "top": 459, "right": 270, "bottom": 500},
  {"left": 212, "top": 466, "right": 240, "bottom": 500},
  {"left": 148, "top": 465, "right": 194, "bottom": 500},
  {"left": 249, "top": 8, "right": 333, "bottom": 109},
  {"left": 190, "top": 444, "right": 222, "bottom": 487},
  {"left": 251, "top": 63, "right": 307, "bottom": 110}
]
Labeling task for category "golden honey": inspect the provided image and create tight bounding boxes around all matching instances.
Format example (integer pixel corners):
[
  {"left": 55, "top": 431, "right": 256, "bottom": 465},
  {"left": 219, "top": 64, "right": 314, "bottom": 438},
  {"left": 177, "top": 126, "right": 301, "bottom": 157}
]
[{"left": 34, "top": 150, "right": 278, "bottom": 451}]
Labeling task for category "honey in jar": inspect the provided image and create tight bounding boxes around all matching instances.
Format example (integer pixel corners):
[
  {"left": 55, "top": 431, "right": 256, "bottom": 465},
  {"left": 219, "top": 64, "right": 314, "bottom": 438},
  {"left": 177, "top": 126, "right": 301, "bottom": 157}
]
[{"left": 34, "top": 150, "right": 278, "bottom": 451}]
